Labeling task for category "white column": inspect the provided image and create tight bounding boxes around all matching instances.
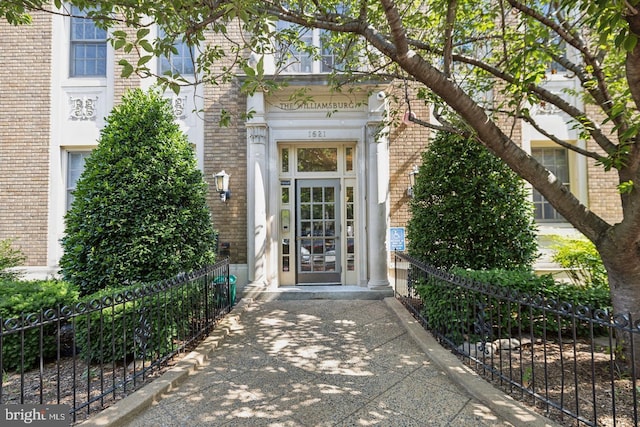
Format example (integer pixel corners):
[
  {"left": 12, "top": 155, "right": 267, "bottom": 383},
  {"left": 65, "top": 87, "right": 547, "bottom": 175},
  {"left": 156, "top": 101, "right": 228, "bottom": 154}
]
[
  {"left": 366, "top": 92, "right": 391, "bottom": 290},
  {"left": 247, "top": 93, "right": 269, "bottom": 286}
]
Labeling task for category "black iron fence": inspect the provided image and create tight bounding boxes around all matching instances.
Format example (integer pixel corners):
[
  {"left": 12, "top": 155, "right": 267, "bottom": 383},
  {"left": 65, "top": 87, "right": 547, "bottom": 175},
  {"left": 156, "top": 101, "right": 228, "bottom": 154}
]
[
  {"left": 393, "top": 252, "right": 639, "bottom": 427},
  {"left": 0, "top": 259, "right": 233, "bottom": 424}
]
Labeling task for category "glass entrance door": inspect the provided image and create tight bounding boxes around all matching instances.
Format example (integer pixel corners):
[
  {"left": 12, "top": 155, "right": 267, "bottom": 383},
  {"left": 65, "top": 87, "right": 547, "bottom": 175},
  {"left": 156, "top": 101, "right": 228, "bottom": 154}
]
[{"left": 296, "top": 179, "right": 341, "bottom": 283}]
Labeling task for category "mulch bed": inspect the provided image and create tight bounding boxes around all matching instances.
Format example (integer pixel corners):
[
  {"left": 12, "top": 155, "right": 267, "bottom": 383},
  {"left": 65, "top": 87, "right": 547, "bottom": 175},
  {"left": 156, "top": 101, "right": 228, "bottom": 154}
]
[
  {"left": 1, "top": 353, "right": 183, "bottom": 424},
  {"left": 400, "top": 297, "right": 638, "bottom": 427}
]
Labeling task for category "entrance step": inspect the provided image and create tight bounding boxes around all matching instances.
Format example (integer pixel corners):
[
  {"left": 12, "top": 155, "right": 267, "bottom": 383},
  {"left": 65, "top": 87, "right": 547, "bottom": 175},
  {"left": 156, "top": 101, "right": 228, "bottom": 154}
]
[{"left": 241, "top": 285, "right": 393, "bottom": 301}]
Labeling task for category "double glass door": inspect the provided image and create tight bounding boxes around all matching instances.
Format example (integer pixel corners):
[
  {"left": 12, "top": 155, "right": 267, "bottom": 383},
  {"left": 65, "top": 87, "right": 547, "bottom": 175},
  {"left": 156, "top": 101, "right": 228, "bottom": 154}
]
[{"left": 296, "top": 179, "right": 341, "bottom": 283}]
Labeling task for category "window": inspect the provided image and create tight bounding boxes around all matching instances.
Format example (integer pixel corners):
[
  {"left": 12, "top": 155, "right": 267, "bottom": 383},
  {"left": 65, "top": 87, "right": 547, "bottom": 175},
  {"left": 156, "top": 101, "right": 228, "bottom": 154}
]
[
  {"left": 159, "top": 29, "right": 195, "bottom": 75},
  {"left": 297, "top": 148, "right": 338, "bottom": 172},
  {"left": 66, "top": 151, "right": 91, "bottom": 210},
  {"left": 547, "top": 37, "right": 567, "bottom": 75},
  {"left": 70, "top": 6, "right": 107, "bottom": 77},
  {"left": 319, "top": 30, "right": 345, "bottom": 72},
  {"left": 275, "top": 21, "right": 343, "bottom": 74},
  {"left": 531, "top": 147, "right": 569, "bottom": 221}
]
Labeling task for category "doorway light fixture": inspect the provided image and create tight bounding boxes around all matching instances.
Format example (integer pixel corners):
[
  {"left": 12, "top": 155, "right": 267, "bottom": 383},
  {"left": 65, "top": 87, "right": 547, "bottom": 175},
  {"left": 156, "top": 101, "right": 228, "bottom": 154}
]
[{"left": 214, "top": 170, "right": 231, "bottom": 202}]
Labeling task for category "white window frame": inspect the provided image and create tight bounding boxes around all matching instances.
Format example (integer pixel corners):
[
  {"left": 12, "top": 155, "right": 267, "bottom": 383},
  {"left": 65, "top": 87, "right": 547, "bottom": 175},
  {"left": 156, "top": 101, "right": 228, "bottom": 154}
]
[
  {"left": 530, "top": 141, "right": 584, "bottom": 224},
  {"left": 69, "top": 6, "right": 107, "bottom": 77},
  {"left": 158, "top": 28, "right": 196, "bottom": 76}
]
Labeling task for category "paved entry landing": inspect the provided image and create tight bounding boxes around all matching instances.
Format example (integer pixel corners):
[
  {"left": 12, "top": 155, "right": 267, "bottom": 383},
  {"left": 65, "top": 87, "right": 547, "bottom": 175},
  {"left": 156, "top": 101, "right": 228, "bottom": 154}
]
[{"left": 114, "top": 299, "right": 519, "bottom": 426}]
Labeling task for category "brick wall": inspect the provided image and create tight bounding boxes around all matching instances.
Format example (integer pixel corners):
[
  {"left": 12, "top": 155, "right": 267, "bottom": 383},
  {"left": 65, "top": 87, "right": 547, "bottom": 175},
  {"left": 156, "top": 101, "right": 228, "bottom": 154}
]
[
  {"left": 202, "top": 25, "right": 248, "bottom": 264},
  {"left": 388, "top": 84, "right": 431, "bottom": 230},
  {"left": 113, "top": 24, "right": 142, "bottom": 103},
  {"left": 0, "top": 12, "right": 52, "bottom": 265},
  {"left": 584, "top": 104, "right": 622, "bottom": 224}
]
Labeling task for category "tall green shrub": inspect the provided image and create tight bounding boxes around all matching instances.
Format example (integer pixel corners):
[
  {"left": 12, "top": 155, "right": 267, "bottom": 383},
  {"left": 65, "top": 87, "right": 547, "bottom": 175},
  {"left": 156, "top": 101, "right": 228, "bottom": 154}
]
[
  {"left": 60, "top": 89, "right": 217, "bottom": 296},
  {"left": 0, "top": 239, "right": 25, "bottom": 280},
  {"left": 407, "top": 131, "right": 538, "bottom": 270}
]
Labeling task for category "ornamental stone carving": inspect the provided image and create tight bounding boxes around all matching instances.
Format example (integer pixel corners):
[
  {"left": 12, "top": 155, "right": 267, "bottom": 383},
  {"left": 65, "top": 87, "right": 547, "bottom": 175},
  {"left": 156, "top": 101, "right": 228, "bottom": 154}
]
[
  {"left": 247, "top": 124, "right": 268, "bottom": 145},
  {"left": 171, "top": 96, "right": 187, "bottom": 119},
  {"left": 69, "top": 96, "right": 98, "bottom": 120}
]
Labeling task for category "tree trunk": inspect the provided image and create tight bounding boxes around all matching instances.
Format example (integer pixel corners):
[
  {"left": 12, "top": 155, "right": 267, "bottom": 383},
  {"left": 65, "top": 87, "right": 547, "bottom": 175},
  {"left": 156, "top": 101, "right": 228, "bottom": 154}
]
[{"left": 600, "top": 245, "right": 640, "bottom": 378}]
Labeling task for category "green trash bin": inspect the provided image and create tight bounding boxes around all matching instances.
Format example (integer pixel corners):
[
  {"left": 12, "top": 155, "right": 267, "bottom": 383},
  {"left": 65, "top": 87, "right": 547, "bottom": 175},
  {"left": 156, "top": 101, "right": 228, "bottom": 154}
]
[{"left": 214, "top": 274, "right": 237, "bottom": 306}]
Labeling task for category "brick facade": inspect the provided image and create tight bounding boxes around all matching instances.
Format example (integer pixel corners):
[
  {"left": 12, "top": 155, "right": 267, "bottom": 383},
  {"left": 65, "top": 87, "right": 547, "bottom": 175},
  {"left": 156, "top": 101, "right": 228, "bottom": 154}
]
[
  {"left": 112, "top": 25, "right": 142, "bottom": 102},
  {"left": 0, "top": 13, "right": 52, "bottom": 265},
  {"left": 203, "top": 76, "right": 248, "bottom": 264},
  {"left": 584, "top": 104, "right": 623, "bottom": 224},
  {"left": 388, "top": 85, "right": 431, "bottom": 230}
]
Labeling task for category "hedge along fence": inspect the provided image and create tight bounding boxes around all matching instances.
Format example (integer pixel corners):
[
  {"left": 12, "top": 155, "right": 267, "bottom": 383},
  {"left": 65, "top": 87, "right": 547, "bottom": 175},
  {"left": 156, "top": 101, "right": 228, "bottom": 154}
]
[
  {"left": 0, "top": 279, "right": 79, "bottom": 371},
  {"left": 0, "top": 259, "right": 232, "bottom": 423},
  {"left": 392, "top": 252, "right": 640, "bottom": 427},
  {"left": 415, "top": 267, "right": 612, "bottom": 345},
  {"left": 75, "top": 277, "right": 209, "bottom": 364}
]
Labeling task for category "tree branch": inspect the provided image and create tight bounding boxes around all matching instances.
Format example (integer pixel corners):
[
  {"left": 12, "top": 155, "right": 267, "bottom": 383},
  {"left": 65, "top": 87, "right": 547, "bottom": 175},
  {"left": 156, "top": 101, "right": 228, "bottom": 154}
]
[
  {"left": 448, "top": 51, "right": 619, "bottom": 155},
  {"left": 443, "top": 0, "right": 457, "bottom": 77},
  {"left": 517, "top": 113, "right": 607, "bottom": 161},
  {"left": 380, "top": 0, "right": 408, "bottom": 58},
  {"left": 507, "top": 1, "right": 625, "bottom": 135}
]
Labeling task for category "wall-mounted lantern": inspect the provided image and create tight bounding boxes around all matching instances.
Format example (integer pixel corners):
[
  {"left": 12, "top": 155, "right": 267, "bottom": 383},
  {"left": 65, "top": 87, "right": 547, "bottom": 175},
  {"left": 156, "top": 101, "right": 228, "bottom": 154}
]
[
  {"left": 407, "top": 165, "right": 419, "bottom": 197},
  {"left": 214, "top": 170, "right": 231, "bottom": 202}
]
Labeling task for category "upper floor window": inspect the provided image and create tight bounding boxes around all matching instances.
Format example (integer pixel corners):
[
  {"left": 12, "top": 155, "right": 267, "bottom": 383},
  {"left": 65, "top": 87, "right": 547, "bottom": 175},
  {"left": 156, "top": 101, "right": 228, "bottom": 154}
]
[
  {"left": 159, "top": 29, "right": 196, "bottom": 76},
  {"left": 275, "top": 21, "right": 343, "bottom": 74},
  {"left": 70, "top": 6, "right": 107, "bottom": 77},
  {"left": 547, "top": 37, "right": 567, "bottom": 75},
  {"left": 531, "top": 147, "right": 569, "bottom": 222}
]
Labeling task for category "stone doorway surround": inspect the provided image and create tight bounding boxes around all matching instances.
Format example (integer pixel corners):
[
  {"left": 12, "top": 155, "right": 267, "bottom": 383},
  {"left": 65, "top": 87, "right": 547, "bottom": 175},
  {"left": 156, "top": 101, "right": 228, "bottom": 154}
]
[{"left": 245, "top": 89, "right": 390, "bottom": 290}]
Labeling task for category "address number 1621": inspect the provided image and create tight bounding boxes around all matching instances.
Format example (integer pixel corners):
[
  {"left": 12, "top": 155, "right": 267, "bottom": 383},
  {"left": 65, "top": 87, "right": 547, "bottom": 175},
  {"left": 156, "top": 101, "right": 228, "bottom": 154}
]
[{"left": 308, "top": 130, "right": 327, "bottom": 138}]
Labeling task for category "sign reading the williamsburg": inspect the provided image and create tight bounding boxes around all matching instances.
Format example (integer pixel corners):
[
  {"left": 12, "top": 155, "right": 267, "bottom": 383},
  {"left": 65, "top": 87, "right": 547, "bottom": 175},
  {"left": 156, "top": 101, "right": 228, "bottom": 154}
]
[{"left": 270, "top": 97, "right": 366, "bottom": 113}]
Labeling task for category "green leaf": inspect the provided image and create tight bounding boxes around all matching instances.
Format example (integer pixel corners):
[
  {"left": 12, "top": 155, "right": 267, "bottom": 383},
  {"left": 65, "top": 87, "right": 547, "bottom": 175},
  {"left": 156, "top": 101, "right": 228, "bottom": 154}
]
[
  {"left": 119, "top": 60, "right": 134, "bottom": 78},
  {"left": 113, "top": 38, "right": 126, "bottom": 50},
  {"left": 138, "top": 55, "right": 153, "bottom": 66},
  {"left": 139, "top": 40, "right": 154, "bottom": 53},
  {"left": 136, "top": 28, "right": 150, "bottom": 40},
  {"left": 618, "top": 180, "right": 634, "bottom": 194},
  {"left": 243, "top": 65, "right": 256, "bottom": 77},
  {"left": 624, "top": 35, "right": 638, "bottom": 52}
]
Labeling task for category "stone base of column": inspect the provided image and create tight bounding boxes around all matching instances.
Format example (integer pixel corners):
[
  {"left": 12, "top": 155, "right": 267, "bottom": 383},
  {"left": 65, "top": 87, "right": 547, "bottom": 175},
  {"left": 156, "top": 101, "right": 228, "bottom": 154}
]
[{"left": 367, "top": 279, "right": 391, "bottom": 290}]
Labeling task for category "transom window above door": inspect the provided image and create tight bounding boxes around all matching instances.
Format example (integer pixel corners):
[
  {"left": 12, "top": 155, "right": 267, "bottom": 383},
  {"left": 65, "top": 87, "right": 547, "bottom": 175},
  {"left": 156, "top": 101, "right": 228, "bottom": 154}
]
[
  {"left": 280, "top": 145, "right": 355, "bottom": 175},
  {"left": 297, "top": 148, "right": 338, "bottom": 172}
]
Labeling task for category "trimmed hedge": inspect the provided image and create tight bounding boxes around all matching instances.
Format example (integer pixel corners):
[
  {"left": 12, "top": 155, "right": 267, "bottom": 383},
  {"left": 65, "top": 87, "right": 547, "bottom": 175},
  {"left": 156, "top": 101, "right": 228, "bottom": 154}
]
[
  {"left": 407, "top": 131, "right": 538, "bottom": 270},
  {"left": 60, "top": 89, "right": 217, "bottom": 296},
  {"left": 75, "top": 279, "right": 208, "bottom": 364},
  {"left": 415, "top": 268, "right": 612, "bottom": 344},
  {"left": 0, "top": 279, "right": 79, "bottom": 371}
]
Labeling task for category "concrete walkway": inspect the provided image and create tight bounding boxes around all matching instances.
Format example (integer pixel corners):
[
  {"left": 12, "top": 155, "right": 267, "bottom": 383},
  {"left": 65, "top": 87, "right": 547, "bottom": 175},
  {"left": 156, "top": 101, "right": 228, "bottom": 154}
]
[{"left": 82, "top": 295, "right": 558, "bottom": 427}]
